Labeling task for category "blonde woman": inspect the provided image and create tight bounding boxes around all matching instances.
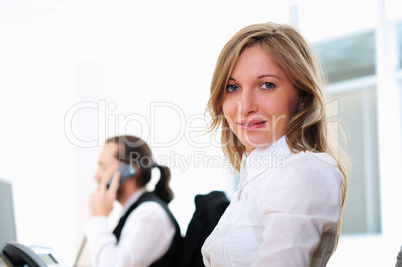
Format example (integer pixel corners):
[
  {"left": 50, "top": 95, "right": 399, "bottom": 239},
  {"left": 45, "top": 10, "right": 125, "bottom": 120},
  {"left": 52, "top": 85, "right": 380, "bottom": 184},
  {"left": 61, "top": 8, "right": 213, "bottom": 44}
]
[{"left": 202, "top": 22, "right": 349, "bottom": 267}]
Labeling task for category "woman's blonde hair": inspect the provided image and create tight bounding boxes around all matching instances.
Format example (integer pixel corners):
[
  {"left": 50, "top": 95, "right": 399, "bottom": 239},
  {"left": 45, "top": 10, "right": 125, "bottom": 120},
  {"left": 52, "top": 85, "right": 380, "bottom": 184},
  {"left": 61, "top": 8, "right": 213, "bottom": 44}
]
[{"left": 207, "top": 22, "right": 349, "bottom": 249}]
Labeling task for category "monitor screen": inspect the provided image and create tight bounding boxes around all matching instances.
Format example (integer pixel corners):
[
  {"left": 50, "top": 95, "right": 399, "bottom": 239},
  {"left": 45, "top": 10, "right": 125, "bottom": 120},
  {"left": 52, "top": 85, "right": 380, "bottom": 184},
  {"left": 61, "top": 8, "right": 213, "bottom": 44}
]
[{"left": 0, "top": 177, "right": 17, "bottom": 249}]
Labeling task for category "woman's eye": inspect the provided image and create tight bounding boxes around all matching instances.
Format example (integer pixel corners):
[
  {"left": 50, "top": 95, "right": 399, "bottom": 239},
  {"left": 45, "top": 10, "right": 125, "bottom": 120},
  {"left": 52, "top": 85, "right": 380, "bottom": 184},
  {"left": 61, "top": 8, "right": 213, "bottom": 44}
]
[
  {"left": 226, "top": 84, "right": 239, "bottom": 92},
  {"left": 261, "top": 82, "right": 275, "bottom": 90}
]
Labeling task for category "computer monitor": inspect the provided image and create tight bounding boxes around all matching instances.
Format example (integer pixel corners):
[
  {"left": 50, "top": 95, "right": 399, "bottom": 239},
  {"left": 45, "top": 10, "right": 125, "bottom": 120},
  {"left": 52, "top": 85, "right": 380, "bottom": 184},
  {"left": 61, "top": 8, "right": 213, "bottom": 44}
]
[{"left": 0, "top": 177, "right": 17, "bottom": 249}]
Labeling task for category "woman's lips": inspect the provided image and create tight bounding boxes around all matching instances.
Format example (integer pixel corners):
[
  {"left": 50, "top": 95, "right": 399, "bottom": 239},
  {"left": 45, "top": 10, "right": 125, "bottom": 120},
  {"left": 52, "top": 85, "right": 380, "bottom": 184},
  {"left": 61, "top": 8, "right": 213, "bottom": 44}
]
[{"left": 237, "top": 120, "right": 268, "bottom": 130}]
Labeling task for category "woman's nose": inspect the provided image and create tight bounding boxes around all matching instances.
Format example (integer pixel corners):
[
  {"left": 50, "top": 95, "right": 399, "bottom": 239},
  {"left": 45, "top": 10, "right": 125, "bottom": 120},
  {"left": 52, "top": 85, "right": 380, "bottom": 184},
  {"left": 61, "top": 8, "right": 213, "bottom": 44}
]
[{"left": 239, "top": 89, "right": 257, "bottom": 115}]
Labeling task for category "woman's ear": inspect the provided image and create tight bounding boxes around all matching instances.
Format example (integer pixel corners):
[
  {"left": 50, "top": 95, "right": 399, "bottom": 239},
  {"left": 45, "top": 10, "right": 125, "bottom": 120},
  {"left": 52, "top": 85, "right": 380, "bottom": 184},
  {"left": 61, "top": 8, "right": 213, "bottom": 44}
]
[{"left": 297, "top": 96, "right": 305, "bottom": 111}]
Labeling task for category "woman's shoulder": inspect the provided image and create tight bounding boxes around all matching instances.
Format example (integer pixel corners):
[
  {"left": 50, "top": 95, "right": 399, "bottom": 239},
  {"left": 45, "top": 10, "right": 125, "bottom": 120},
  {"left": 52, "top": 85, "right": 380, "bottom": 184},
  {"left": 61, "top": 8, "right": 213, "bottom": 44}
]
[
  {"left": 287, "top": 150, "right": 338, "bottom": 170},
  {"left": 257, "top": 151, "right": 342, "bottom": 210},
  {"left": 267, "top": 150, "right": 341, "bottom": 187}
]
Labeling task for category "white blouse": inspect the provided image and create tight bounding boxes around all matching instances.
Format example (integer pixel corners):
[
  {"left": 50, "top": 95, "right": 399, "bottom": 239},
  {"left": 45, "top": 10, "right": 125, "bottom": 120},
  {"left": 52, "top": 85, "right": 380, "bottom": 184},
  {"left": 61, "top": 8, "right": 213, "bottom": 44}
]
[{"left": 202, "top": 136, "right": 342, "bottom": 267}]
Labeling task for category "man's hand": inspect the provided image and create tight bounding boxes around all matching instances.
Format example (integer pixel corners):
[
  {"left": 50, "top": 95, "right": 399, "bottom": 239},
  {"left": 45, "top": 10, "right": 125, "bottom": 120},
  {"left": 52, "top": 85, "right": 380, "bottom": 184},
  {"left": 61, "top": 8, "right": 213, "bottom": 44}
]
[{"left": 89, "top": 172, "right": 120, "bottom": 218}]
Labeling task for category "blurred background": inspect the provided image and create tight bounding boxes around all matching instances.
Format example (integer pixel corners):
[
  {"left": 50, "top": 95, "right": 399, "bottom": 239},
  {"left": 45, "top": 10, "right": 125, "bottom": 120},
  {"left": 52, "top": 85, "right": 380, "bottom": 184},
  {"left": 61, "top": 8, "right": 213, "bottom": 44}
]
[{"left": 0, "top": 0, "right": 401, "bottom": 266}]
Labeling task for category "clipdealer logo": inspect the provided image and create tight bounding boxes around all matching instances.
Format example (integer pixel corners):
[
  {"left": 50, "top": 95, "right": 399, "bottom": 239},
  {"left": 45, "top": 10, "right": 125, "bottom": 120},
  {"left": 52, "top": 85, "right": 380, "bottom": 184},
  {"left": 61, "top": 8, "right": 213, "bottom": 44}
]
[{"left": 64, "top": 100, "right": 222, "bottom": 149}]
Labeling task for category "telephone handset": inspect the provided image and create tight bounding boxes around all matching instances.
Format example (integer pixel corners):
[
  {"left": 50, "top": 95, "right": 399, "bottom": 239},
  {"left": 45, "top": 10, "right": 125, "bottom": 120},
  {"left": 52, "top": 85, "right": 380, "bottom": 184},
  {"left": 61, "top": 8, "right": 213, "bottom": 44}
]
[
  {"left": 107, "top": 163, "right": 136, "bottom": 189},
  {"left": 1, "top": 242, "right": 64, "bottom": 267},
  {"left": 1, "top": 242, "right": 46, "bottom": 267}
]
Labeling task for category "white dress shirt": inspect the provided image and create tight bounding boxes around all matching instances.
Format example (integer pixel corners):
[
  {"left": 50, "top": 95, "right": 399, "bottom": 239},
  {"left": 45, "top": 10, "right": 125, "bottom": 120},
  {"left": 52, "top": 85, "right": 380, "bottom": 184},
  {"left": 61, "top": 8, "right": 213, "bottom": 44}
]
[
  {"left": 202, "top": 136, "right": 342, "bottom": 267},
  {"left": 85, "top": 188, "right": 175, "bottom": 267}
]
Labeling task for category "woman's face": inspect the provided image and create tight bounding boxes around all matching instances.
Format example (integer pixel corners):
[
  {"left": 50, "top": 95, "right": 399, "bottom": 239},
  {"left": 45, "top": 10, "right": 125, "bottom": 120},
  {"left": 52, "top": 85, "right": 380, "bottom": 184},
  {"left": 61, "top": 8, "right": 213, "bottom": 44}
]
[{"left": 222, "top": 44, "right": 299, "bottom": 154}]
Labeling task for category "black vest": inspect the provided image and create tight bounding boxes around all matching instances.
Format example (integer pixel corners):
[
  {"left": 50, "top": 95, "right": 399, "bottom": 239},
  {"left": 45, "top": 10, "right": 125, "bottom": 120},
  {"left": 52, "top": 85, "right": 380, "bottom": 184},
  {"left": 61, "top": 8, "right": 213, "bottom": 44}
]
[{"left": 113, "top": 192, "right": 183, "bottom": 267}]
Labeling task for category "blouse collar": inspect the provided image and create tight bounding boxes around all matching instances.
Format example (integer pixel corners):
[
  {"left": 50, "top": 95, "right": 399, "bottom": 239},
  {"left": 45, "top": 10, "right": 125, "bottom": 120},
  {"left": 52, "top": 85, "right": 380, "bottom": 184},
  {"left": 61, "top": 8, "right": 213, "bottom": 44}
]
[{"left": 238, "top": 135, "right": 292, "bottom": 189}]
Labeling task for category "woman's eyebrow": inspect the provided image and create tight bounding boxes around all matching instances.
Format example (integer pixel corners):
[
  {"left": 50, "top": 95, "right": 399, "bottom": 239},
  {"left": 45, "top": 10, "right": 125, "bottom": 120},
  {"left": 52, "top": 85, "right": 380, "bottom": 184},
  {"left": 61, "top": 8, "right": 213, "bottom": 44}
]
[
  {"left": 257, "top": 74, "right": 280, "bottom": 79},
  {"left": 228, "top": 74, "right": 280, "bottom": 81}
]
